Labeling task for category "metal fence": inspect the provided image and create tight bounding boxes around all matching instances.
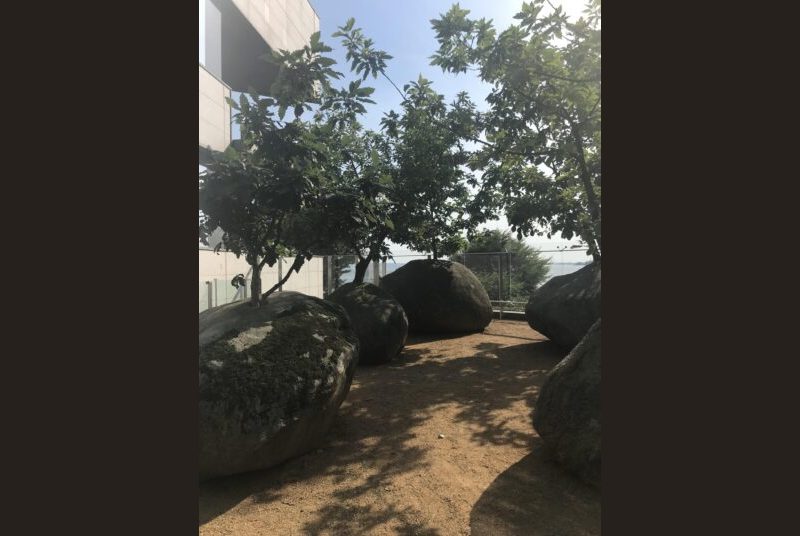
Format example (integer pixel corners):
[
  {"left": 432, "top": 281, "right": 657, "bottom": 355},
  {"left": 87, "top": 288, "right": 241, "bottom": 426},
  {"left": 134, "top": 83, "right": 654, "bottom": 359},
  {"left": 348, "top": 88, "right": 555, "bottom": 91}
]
[
  {"left": 453, "top": 251, "right": 522, "bottom": 315},
  {"left": 321, "top": 254, "right": 431, "bottom": 297},
  {"left": 456, "top": 248, "right": 592, "bottom": 314},
  {"left": 322, "top": 249, "right": 592, "bottom": 316},
  {"left": 200, "top": 247, "right": 592, "bottom": 316},
  {"left": 199, "top": 249, "right": 325, "bottom": 312}
]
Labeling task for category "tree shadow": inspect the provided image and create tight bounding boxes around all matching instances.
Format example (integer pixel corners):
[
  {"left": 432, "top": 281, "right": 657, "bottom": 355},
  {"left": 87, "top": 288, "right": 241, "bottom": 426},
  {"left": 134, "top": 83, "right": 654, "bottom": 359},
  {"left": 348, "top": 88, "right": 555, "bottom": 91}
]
[
  {"left": 199, "top": 321, "right": 568, "bottom": 533},
  {"left": 470, "top": 441, "right": 601, "bottom": 536}
]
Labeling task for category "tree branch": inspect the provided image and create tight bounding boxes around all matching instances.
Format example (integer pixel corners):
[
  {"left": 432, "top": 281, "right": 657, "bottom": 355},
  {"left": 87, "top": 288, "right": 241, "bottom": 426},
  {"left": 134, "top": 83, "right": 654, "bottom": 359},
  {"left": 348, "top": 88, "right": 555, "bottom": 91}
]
[{"left": 263, "top": 254, "right": 305, "bottom": 297}]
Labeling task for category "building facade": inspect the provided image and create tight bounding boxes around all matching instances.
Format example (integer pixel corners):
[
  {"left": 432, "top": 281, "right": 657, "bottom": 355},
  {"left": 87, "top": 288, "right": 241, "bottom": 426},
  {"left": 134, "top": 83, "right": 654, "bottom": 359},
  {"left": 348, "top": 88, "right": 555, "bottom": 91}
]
[{"left": 199, "top": 0, "right": 319, "bottom": 162}]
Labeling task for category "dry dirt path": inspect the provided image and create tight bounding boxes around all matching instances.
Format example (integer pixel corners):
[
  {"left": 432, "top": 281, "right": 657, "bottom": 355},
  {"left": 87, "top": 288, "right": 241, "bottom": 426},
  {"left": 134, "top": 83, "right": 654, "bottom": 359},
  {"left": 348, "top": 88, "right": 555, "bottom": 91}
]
[{"left": 199, "top": 320, "right": 600, "bottom": 535}]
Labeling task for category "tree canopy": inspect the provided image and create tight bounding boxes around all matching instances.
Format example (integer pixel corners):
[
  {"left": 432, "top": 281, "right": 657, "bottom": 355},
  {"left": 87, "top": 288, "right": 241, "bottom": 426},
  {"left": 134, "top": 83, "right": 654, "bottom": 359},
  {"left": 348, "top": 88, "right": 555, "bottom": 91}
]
[
  {"left": 379, "top": 76, "right": 478, "bottom": 259},
  {"left": 199, "top": 32, "right": 378, "bottom": 303},
  {"left": 430, "top": 0, "right": 601, "bottom": 260}
]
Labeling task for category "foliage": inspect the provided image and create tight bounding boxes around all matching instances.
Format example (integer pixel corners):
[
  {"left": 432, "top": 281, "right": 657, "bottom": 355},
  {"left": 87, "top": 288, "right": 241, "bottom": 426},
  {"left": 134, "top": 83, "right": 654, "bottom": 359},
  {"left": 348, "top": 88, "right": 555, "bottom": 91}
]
[
  {"left": 377, "top": 76, "right": 479, "bottom": 259},
  {"left": 198, "top": 118, "right": 324, "bottom": 302},
  {"left": 199, "top": 32, "right": 376, "bottom": 303},
  {"left": 430, "top": 0, "right": 601, "bottom": 259},
  {"left": 309, "top": 112, "right": 398, "bottom": 282}
]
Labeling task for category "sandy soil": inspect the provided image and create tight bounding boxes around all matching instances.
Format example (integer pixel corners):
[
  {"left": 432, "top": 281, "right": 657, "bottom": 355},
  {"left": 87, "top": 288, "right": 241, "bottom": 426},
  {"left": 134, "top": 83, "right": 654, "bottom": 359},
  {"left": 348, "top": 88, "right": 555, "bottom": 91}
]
[{"left": 199, "top": 320, "right": 600, "bottom": 535}]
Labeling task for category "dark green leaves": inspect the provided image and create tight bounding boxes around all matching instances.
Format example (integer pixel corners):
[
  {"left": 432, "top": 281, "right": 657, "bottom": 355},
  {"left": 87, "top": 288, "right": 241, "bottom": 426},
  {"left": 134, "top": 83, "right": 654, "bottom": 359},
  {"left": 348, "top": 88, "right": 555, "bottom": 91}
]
[{"left": 333, "top": 19, "right": 394, "bottom": 83}]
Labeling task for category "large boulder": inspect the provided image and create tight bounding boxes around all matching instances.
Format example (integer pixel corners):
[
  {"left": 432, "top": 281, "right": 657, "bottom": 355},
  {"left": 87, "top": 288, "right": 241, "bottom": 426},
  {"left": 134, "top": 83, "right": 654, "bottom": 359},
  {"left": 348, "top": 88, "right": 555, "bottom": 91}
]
[
  {"left": 533, "top": 319, "right": 601, "bottom": 487},
  {"left": 379, "top": 259, "right": 492, "bottom": 333},
  {"left": 327, "top": 282, "right": 408, "bottom": 365},
  {"left": 199, "top": 291, "right": 359, "bottom": 481},
  {"left": 525, "top": 262, "right": 601, "bottom": 350}
]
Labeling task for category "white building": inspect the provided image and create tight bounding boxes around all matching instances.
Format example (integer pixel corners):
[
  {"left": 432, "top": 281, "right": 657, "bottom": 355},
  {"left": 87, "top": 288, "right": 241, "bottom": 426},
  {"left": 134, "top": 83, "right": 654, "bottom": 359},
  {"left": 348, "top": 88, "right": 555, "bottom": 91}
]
[{"left": 199, "top": 0, "right": 319, "bottom": 161}]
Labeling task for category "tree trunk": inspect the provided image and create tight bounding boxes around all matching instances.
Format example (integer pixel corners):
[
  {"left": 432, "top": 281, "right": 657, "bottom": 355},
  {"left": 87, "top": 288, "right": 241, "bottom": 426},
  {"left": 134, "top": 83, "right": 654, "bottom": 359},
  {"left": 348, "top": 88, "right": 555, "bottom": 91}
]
[
  {"left": 263, "top": 254, "right": 305, "bottom": 298},
  {"left": 353, "top": 256, "right": 370, "bottom": 284},
  {"left": 571, "top": 124, "right": 601, "bottom": 260},
  {"left": 249, "top": 262, "right": 261, "bottom": 306}
]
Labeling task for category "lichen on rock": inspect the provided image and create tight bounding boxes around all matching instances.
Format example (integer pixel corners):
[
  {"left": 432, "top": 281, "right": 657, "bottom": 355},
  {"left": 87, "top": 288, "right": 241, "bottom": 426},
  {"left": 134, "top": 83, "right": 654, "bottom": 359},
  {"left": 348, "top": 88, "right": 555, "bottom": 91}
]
[{"left": 199, "top": 291, "right": 359, "bottom": 480}]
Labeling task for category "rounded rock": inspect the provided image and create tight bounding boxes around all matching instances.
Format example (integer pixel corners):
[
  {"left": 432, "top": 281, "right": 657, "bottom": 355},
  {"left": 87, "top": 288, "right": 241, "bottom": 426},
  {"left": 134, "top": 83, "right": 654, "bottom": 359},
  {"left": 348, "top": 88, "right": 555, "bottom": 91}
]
[
  {"left": 533, "top": 319, "right": 601, "bottom": 487},
  {"left": 379, "top": 259, "right": 492, "bottom": 333},
  {"left": 199, "top": 291, "right": 359, "bottom": 481},
  {"left": 327, "top": 282, "right": 408, "bottom": 365}
]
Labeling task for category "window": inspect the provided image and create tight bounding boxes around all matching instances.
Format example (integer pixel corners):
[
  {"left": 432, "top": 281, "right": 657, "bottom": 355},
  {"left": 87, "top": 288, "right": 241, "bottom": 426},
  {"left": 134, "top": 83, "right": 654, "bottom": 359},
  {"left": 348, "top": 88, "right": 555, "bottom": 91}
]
[{"left": 199, "top": 0, "right": 222, "bottom": 79}]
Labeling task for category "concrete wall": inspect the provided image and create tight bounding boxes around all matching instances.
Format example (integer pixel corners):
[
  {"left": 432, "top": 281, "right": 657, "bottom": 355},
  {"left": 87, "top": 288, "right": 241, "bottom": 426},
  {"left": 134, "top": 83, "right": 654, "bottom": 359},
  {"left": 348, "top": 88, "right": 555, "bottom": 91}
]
[
  {"left": 231, "top": 0, "right": 319, "bottom": 52},
  {"left": 199, "top": 65, "right": 232, "bottom": 153},
  {"left": 199, "top": 249, "right": 324, "bottom": 311}
]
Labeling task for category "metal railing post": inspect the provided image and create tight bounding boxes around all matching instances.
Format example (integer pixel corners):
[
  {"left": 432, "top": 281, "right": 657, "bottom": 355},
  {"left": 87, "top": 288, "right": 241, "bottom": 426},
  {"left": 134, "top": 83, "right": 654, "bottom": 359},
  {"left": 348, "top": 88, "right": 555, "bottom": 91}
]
[
  {"left": 328, "top": 256, "right": 335, "bottom": 295},
  {"left": 497, "top": 254, "right": 504, "bottom": 320},
  {"left": 206, "top": 281, "right": 213, "bottom": 310}
]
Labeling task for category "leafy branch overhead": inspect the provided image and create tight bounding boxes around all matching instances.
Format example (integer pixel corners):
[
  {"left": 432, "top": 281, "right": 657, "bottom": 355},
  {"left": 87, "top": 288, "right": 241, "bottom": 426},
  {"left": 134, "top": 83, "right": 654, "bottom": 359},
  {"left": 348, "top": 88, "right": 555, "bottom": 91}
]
[
  {"left": 201, "top": 32, "right": 385, "bottom": 303},
  {"left": 331, "top": 6, "right": 600, "bottom": 259},
  {"left": 429, "top": 0, "right": 602, "bottom": 259}
]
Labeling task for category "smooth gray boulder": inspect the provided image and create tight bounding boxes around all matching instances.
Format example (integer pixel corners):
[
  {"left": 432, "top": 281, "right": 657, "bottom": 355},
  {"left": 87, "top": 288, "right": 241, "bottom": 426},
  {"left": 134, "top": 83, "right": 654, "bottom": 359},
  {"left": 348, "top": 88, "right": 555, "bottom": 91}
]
[
  {"left": 533, "top": 319, "right": 601, "bottom": 487},
  {"left": 327, "top": 282, "right": 408, "bottom": 365},
  {"left": 379, "top": 259, "right": 492, "bottom": 333},
  {"left": 199, "top": 291, "right": 359, "bottom": 481},
  {"left": 525, "top": 262, "right": 601, "bottom": 350}
]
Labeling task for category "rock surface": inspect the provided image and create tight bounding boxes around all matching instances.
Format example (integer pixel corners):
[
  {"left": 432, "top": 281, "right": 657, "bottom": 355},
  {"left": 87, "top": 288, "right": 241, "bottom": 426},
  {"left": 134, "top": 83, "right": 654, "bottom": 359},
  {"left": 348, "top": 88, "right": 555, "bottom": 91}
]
[
  {"left": 533, "top": 319, "right": 601, "bottom": 487},
  {"left": 199, "top": 291, "right": 359, "bottom": 481},
  {"left": 327, "top": 282, "right": 408, "bottom": 365},
  {"left": 379, "top": 259, "right": 492, "bottom": 333},
  {"left": 525, "top": 262, "right": 601, "bottom": 350}
]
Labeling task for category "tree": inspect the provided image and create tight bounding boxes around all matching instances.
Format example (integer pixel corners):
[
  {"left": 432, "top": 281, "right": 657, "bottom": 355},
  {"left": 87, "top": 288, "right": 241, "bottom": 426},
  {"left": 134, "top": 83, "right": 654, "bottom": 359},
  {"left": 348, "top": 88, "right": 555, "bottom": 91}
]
[
  {"left": 334, "top": 20, "right": 496, "bottom": 260},
  {"left": 310, "top": 118, "right": 397, "bottom": 284},
  {"left": 198, "top": 117, "right": 325, "bottom": 305},
  {"left": 454, "top": 229, "right": 550, "bottom": 303},
  {"left": 378, "top": 76, "right": 477, "bottom": 259},
  {"left": 430, "top": 0, "right": 601, "bottom": 260},
  {"left": 199, "top": 32, "right": 375, "bottom": 305}
]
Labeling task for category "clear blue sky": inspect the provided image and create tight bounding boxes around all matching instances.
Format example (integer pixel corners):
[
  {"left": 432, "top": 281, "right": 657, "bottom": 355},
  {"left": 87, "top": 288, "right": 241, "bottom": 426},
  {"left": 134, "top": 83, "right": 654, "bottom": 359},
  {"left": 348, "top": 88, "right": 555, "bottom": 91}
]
[{"left": 310, "top": 0, "right": 593, "bottom": 258}]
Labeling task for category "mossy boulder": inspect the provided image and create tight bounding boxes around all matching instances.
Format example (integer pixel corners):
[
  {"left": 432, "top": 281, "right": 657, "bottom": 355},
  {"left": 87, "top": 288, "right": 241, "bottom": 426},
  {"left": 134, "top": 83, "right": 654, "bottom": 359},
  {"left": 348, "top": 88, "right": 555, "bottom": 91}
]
[
  {"left": 533, "top": 319, "right": 601, "bottom": 487},
  {"left": 379, "top": 259, "right": 492, "bottom": 333},
  {"left": 525, "top": 262, "right": 601, "bottom": 350},
  {"left": 327, "top": 282, "right": 408, "bottom": 365},
  {"left": 199, "top": 291, "right": 359, "bottom": 481}
]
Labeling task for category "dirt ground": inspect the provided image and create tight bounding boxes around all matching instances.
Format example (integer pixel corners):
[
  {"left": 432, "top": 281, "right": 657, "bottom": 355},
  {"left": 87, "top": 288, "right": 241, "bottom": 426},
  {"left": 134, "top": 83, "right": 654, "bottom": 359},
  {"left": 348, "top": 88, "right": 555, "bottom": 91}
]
[{"left": 199, "top": 319, "right": 600, "bottom": 535}]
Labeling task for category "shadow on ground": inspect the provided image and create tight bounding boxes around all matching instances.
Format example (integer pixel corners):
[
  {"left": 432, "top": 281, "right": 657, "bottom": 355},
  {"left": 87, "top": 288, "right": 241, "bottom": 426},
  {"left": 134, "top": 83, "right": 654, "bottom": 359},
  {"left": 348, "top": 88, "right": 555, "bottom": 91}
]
[
  {"left": 470, "top": 441, "right": 601, "bottom": 536},
  {"left": 199, "top": 322, "right": 569, "bottom": 534}
]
